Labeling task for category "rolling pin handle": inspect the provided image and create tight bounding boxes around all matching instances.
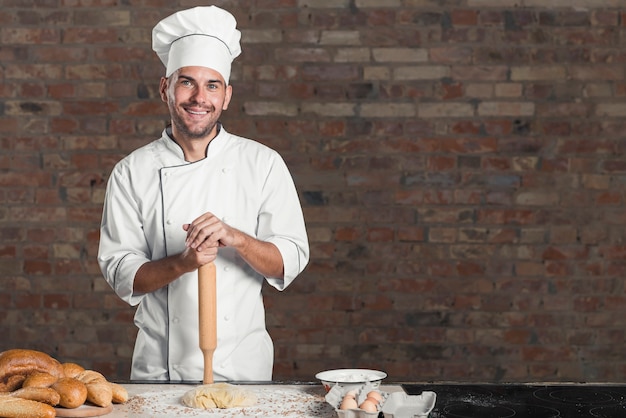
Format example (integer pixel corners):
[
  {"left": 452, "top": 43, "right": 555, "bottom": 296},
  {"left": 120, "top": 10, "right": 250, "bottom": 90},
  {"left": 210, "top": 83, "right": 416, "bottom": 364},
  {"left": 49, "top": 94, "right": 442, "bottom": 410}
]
[{"left": 198, "top": 262, "right": 217, "bottom": 384}]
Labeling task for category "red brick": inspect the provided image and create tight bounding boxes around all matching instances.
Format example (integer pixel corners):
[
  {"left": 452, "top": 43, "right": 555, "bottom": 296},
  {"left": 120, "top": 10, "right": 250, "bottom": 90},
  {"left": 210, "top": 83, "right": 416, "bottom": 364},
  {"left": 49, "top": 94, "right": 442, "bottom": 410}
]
[
  {"left": 62, "top": 28, "right": 119, "bottom": 43},
  {"left": 54, "top": 260, "right": 85, "bottom": 275},
  {"left": 522, "top": 346, "right": 576, "bottom": 362},
  {"left": 334, "top": 227, "right": 360, "bottom": 241},
  {"left": 450, "top": 10, "right": 478, "bottom": 25},
  {"left": 32, "top": 46, "right": 88, "bottom": 62},
  {"left": 427, "top": 156, "right": 456, "bottom": 170},
  {"left": 0, "top": 246, "right": 16, "bottom": 258},
  {"left": 542, "top": 246, "right": 589, "bottom": 260},
  {"left": 2, "top": 28, "right": 60, "bottom": 44},
  {"left": 423, "top": 190, "right": 454, "bottom": 204},
  {"left": 450, "top": 120, "right": 481, "bottom": 134},
  {"left": 50, "top": 118, "right": 79, "bottom": 134},
  {"left": 14, "top": 294, "right": 42, "bottom": 309},
  {"left": 35, "top": 188, "right": 63, "bottom": 205},
  {"left": 574, "top": 296, "right": 602, "bottom": 312},
  {"left": 43, "top": 294, "right": 71, "bottom": 309},
  {"left": 62, "top": 101, "right": 118, "bottom": 115},
  {"left": 366, "top": 227, "right": 394, "bottom": 242},
  {"left": 0, "top": 118, "right": 19, "bottom": 133}
]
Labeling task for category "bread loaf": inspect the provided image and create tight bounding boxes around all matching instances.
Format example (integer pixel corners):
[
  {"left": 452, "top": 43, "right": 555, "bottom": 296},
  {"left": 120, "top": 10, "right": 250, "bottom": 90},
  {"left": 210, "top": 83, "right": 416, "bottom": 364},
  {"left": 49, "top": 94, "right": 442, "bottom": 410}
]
[
  {"left": 11, "top": 387, "right": 60, "bottom": 406},
  {"left": 85, "top": 381, "right": 113, "bottom": 407},
  {"left": 52, "top": 377, "right": 87, "bottom": 409},
  {"left": 75, "top": 370, "right": 106, "bottom": 384},
  {"left": 61, "top": 362, "right": 85, "bottom": 379},
  {"left": 0, "top": 349, "right": 64, "bottom": 392},
  {"left": 109, "top": 382, "right": 129, "bottom": 404},
  {"left": 21, "top": 372, "right": 58, "bottom": 389},
  {"left": 0, "top": 393, "right": 56, "bottom": 418},
  {"left": 2, "top": 375, "right": 26, "bottom": 392},
  {"left": 73, "top": 369, "right": 111, "bottom": 407}
]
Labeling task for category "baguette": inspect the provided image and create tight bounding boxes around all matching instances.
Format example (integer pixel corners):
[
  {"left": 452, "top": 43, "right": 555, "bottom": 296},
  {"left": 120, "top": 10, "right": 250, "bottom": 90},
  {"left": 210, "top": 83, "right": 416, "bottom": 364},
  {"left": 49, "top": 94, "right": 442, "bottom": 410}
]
[
  {"left": 11, "top": 387, "right": 60, "bottom": 406},
  {"left": 109, "top": 381, "right": 129, "bottom": 404},
  {"left": 21, "top": 372, "right": 58, "bottom": 389},
  {"left": 0, "top": 393, "right": 56, "bottom": 418},
  {"left": 0, "top": 349, "right": 64, "bottom": 392}
]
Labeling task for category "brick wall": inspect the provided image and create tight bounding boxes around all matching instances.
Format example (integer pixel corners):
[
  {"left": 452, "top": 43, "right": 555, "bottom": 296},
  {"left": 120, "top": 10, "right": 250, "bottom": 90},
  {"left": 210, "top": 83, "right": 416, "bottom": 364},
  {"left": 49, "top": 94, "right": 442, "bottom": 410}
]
[{"left": 2, "top": 0, "right": 626, "bottom": 383}]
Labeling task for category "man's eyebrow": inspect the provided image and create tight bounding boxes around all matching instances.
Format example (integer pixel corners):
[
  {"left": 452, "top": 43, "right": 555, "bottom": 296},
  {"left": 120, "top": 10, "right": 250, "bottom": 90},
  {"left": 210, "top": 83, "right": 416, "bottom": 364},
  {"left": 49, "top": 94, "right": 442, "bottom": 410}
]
[{"left": 178, "top": 74, "right": 223, "bottom": 85}]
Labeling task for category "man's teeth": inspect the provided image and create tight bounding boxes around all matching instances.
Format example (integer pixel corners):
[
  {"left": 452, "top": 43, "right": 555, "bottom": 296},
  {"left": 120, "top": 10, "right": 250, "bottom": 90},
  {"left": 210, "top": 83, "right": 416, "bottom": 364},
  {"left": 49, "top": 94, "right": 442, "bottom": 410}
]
[{"left": 188, "top": 110, "right": 208, "bottom": 115}]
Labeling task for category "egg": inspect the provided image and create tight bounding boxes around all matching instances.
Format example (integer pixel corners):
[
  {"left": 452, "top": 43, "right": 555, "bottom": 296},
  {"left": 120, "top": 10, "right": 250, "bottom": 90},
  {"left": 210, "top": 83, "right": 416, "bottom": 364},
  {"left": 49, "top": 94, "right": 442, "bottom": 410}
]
[
  {"left": 340, "top": 396, "right": 358, "bottom": 410},
  {"left": 366, "top": 395, "right": 380, "bottom": 406},
  {"left": 345, "top": 389, "right": 358, "bottom": 399},
  {"left": 366, "top": 390, "right": 383, "bottom": 403},
  {"left": 359, "top": 399, "right": 378, "bottom": 413}
]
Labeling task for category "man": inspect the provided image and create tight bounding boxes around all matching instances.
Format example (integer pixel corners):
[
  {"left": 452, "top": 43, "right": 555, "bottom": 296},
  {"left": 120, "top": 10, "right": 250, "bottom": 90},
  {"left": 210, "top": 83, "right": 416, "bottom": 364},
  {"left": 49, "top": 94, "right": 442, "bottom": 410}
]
[{"left": 97, "top": 6, "right": 309, "bottom": 382}]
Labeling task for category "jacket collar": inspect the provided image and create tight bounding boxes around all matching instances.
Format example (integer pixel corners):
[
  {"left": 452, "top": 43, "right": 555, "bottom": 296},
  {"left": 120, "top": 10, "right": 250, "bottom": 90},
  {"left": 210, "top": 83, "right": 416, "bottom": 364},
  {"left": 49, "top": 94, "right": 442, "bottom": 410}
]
[{"left": 161, "top": 123, "right": 228, "bottom": 162}]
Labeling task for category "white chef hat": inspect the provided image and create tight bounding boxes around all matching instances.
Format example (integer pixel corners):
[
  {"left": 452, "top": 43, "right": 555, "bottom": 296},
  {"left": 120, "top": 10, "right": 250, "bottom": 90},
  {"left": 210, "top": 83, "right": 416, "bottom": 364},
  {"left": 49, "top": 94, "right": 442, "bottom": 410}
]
[{"left": 152, "top": 6, "right": 242, "bottom": 84}]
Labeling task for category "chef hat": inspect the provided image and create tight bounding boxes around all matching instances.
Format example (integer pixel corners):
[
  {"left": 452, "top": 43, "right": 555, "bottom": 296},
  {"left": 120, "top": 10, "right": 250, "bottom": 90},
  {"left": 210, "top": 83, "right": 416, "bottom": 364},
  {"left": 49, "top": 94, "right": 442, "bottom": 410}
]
[{"left": 152, "top": 6, "right": 241, "bottom": 84}]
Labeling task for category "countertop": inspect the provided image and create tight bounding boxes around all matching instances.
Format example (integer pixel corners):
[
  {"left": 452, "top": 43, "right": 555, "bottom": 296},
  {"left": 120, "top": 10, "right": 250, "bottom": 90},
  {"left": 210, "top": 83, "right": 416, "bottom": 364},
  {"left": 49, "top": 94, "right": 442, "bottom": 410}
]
[
  {"left": 402, "top": 382, "right": 626, "bottom": 418},
  {"left": 102, "top": 381, "right": 626, "bottom": 418}
]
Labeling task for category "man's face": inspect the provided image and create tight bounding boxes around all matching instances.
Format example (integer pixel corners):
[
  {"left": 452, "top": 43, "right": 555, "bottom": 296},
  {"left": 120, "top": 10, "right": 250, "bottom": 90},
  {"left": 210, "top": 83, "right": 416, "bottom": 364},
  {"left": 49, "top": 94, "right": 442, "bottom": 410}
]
[{"left": 160, "top": 66, "right": 232, "bottom": 141}]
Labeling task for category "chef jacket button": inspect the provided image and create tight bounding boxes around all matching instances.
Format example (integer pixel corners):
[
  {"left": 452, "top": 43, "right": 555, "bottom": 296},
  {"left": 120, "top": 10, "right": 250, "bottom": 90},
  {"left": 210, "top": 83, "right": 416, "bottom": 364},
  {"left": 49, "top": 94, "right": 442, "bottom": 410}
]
[
  {"left": 224, "top": 266, "right": 230, "bottom": 272},
  {"left": 224, "top": 315, "right": 230, "bottom": 321},
  {"left": 166, "top": 219, "right": 172, "bottom": 225},
  {"left": 222, "top": 216, "right": 229, "bottom": 222},
  {"left": 220, "top": 363, "right": 226, "bottom": 368},
  {"left": 172, "top": 317, "right": 179, "bottom": 323}
]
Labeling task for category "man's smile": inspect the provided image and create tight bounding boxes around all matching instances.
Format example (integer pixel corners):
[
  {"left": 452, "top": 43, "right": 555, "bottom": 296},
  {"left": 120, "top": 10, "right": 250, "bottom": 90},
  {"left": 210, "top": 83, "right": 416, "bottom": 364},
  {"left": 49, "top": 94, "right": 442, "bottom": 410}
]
[{"left": 185, "top": 107, "right": 209, "bottom": 116}]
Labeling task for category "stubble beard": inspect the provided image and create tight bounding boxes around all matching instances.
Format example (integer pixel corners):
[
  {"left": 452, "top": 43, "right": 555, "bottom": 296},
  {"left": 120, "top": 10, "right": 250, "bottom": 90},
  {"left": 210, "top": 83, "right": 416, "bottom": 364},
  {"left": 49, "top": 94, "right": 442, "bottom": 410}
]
[
  {"left": 171, "top": 110, "right": 216, "bottom": 140},
  {"left": 169, "top": 96, "right": 220, "bottom": 141}
]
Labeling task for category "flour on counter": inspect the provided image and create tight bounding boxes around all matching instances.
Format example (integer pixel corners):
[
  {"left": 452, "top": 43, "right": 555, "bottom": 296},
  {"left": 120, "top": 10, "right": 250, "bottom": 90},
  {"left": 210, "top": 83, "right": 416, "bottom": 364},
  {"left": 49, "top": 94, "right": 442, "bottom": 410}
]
[{"left": 124, "top": 386, "right": 336, "bottom": 417}]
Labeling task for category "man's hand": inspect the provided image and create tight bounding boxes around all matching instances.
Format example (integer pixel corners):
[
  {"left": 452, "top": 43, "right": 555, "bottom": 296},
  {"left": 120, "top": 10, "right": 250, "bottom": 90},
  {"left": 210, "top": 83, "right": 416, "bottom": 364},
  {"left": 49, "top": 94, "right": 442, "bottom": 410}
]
[
  {"left": 183, "top": 212, "right": 240, "bottom": 251},
  {"left": 184, "top": 211, "right": 285, "bottom": 279},
  {"left": 180, "top": 243, "right": 218, "bottom": 268}
]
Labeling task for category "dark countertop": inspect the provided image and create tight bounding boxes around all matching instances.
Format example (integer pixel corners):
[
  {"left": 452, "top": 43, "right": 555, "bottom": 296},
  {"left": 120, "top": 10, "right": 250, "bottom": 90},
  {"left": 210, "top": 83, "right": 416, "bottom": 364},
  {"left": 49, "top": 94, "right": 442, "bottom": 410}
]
[{"left": 403, "top": 382, "right": 626, "bottom": 418}]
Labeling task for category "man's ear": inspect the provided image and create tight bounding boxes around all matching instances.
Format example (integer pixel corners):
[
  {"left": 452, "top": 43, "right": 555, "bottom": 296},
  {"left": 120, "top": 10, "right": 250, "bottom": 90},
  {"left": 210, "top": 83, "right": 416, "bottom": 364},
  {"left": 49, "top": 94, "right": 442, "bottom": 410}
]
[
  {"left": 159, "top": 77, "right": 169, "bottom": 103},
  {"left": 223, "top": 84, "right": 233, "bottom": 111}
]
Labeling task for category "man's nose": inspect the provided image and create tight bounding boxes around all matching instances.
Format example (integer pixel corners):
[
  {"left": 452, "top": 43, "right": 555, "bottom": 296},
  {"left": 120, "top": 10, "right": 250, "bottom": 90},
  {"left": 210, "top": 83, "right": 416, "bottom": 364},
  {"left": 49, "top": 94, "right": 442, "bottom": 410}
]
[{"left": 192, "top": 88, "right": 207, "bottom": 103}]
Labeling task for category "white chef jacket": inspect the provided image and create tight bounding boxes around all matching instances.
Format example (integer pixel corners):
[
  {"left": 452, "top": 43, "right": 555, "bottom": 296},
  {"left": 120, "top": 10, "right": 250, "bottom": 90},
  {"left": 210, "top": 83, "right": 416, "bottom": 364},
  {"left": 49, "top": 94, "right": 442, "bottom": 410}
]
[{"left": 97, "top": 125, "right": 309, "bottom": 382}]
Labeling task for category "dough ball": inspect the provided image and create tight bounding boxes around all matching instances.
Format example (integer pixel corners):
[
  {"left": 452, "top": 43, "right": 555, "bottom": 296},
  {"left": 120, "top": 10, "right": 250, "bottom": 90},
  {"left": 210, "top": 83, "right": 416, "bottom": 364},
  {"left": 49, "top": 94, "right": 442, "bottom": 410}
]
[{"left": 181, "top": 383, "right": 257, "bottom": 409}]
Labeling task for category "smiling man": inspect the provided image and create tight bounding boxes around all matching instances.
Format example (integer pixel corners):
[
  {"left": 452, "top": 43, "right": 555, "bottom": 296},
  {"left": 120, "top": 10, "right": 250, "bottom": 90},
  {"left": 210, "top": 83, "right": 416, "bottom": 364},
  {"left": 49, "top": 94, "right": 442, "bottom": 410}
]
[
  {"left": 97, "top": 6, "right": 309, "bottom": 382},
  {"left": 162, "top": 67, "right": 232, "bottom": 157}
]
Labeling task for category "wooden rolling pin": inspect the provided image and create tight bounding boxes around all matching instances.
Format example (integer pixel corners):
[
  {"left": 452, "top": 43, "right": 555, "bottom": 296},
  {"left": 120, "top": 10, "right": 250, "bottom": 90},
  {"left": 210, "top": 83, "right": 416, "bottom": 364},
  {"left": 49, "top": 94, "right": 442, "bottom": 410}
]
[{"left": 198, "top": 262, "right": 217, "bottom": 384}]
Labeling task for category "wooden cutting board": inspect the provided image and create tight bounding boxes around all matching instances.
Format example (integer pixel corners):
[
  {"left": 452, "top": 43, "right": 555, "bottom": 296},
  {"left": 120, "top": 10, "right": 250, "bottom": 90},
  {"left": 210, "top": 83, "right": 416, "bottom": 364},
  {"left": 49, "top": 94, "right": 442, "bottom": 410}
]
[{"left": 55, "top": 404, "right": 113, "bottom": 417}]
